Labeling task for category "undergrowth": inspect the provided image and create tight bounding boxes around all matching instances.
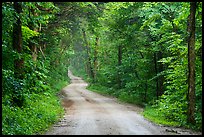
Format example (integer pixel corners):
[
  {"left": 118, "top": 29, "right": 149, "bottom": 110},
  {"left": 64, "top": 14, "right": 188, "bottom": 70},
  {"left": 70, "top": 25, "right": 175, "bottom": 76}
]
[
  {"left": 2, "top": 66, "right": 69, "bottom": 135},
  {"left": 142, "top": 105, "right": 180, "bottom": 127},
  {"left": 87, "top": 84, "right": 146, "bottom": 107},
  {"left": 2, "top": 92, "right": 64, "bottom": 135}
]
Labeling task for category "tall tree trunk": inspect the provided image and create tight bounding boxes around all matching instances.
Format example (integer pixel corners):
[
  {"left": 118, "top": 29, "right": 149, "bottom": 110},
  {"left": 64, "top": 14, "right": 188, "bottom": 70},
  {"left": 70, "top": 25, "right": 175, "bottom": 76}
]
[
  {"left": 12, "top": 2, "right": 24, "bottom": 107},
  {"left": 144, "top": 80, "right": 148, "bottom": 103},
  {"left": 82, "top": 29, "right": 94, "bottom": 81},
  {"left": 154, "top": 52, "right": 159, "bottom": 100},
  {"left": 117, "top": 45, "right": 122, "bottom": 89},
  {"left": 187, "top": 2, "right": 196, "bottom": 124},
  {"left": 93, "top": 37, "right": 99, "bottom": 82},
  {"left": 139, "top": 51, "right": 148, "bottom": 102},
  {"left": 28, "top": 8, "right": 38, "bottom": 62},
  {"left": 158, "top": 51, "right": 164, "bottom": 96},
  {"left": 13, "top": 2, "right": 24, "bottom": 79}
]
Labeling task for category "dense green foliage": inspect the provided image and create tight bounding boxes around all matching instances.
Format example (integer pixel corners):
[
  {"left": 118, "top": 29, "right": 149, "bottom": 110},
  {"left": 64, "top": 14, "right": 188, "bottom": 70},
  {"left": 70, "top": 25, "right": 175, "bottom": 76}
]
[
  {"left": 68, "top": 2, "right": 202, "bottom": 131},
  {"left": 2, "top": 2, "right": 202, "bottom": 134},
  {"left": 2, "top": 2, "right": 70, "bottom": 134}
]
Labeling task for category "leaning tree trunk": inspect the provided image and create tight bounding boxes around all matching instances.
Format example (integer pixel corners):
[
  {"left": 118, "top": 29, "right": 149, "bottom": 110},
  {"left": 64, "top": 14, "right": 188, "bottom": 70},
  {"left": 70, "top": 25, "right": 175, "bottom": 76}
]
[{"left": 187, "top": 2, "right": 196, "bottom": 124}]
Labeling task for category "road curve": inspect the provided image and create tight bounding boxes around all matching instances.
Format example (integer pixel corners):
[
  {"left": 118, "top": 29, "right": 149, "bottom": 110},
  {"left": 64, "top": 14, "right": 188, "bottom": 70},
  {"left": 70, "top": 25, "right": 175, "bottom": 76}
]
[{"left": 45, "top": 70, "right": 201, "bottom": 135}]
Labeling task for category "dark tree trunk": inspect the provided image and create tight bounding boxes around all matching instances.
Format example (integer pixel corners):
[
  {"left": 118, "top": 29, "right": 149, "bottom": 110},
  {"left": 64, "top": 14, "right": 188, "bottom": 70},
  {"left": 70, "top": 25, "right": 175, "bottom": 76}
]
[
  {"left": 158, "top": 51, "right": 164, "bottom": 96},
  {"left": 187, "top": 2, "right": 196, "bottom": 124},
  {"left": 117, "top": 45, "right": 122, "bottom": 89},
  {"left": 12, "top": 2, "right": 24, "bottom": 107},
  {"left": 118, "top": 45, "right": 122, "bottom": 66},
  {"left": 139, "top": 51, "right": 148, "bottom": 102},
  {"left": 154, "top": 52, "right": 159, "bottom": 100},
  {"left": 144, "top": 80, "right": 148, "bottom": 103},
  {"left": 13, "top": 2, "right": 24, "bottom": 79}
]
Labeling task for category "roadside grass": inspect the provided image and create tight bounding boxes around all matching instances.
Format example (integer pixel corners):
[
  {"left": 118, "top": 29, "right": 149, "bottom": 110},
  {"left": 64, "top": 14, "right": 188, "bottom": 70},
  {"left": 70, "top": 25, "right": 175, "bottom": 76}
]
[
  {"left": 87, "top": 84, "right": 145, "bottom": 107},
  {"left": 2, "top": 79, "right": 69, "bottom": 135},
  {"left": 117, "top": 91, "right": 146, "bottom": 108},
  {"left": 2, "top": 92, "right": 64, "bottom": 135},
  {"left": 142, "top": 106, "right": 180, "bottom": 127},
  {"left": 86, "top": 84, "right": 115, "bottom": 97}
]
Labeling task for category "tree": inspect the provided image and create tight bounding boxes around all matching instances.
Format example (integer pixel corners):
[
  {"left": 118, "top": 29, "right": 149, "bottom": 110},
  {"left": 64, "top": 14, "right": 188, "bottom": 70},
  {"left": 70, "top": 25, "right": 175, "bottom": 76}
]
[
  {"left": 117, "top": 45, "right": 122, "bottom": 89},
  {"left": 26, "top": 2, "right": 58, "bottom": 62},
  {"left": 13, "top": 2, "right": 24, "bottom": 79},
  {"left": 12, "top": 2, "right": 25, "bottom": 107},
  {"left": 82, "top": 28, "right": 95, "bottom": 80},
  {"left": 187, "top": 2, "right": 196, "bottom": 124}
]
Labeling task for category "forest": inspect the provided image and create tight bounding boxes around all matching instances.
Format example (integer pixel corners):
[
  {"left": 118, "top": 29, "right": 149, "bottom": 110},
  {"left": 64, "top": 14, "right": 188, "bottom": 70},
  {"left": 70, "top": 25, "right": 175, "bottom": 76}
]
[{"left": 2, "top": 2, "right": 202, "bottom": 135}]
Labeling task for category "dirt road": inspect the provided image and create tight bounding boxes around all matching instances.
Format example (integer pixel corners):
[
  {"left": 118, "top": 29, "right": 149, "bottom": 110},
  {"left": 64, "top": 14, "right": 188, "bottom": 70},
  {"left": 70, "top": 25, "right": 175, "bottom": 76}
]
[{"left": 45, "top": 70, "right": 201, "bottom": 135}]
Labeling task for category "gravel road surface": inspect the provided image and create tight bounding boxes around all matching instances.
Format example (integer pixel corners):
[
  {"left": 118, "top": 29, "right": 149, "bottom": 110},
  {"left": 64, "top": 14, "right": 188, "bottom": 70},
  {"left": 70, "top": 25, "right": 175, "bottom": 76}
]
[{"left": 45, "top": 70, "right": 201, "bottom": 135}]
